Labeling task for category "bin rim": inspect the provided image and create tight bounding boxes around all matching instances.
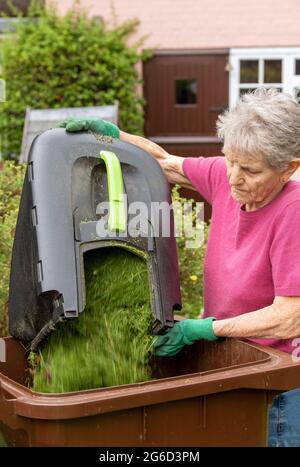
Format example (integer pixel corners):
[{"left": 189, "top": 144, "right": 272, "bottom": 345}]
[{"left": 1, "top": 337, "right": 300, "bottom": 421}]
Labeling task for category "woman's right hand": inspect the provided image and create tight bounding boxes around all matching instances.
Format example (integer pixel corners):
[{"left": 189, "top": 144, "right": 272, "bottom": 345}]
[{"left": 57, "top": 117, "right": 120, "bottom": 138}]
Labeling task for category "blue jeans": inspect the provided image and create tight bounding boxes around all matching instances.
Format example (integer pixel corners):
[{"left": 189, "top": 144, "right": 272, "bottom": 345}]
[{"left": 268, "top": 387, "right": 300, "bottom": 447}]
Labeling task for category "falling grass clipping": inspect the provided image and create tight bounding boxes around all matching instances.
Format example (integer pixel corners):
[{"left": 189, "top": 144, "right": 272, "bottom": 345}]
[{"left": 29, "top": 247, "right": 155, "bottom": 393}]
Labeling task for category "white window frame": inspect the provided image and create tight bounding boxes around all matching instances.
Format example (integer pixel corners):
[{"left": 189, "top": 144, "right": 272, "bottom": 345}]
[{"left": 229, "top": 47, "right": 300, "bottom": 108}]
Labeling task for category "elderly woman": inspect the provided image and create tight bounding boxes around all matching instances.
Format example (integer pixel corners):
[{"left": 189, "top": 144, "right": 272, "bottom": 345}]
[{"left": 59, "top": 88, "right": 300, "bottom": 446}]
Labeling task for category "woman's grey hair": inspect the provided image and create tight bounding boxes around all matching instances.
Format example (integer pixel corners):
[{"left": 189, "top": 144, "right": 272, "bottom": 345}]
[{"left": 216, "top": 88, "right": 300, "bottom": 169}]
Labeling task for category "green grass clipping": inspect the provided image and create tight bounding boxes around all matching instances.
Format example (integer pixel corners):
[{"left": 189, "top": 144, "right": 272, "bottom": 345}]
[{"left": 29, "top": 247, "right": 155, "bottom": 393}]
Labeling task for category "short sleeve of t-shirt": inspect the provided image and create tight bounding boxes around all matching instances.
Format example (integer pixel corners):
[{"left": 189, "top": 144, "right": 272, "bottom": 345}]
[
  {"left": 182, "top": 156, "right": 227, "bottom": 204},
  {"left": 270, "top": 200, "right": 300, "bottom": 296}
]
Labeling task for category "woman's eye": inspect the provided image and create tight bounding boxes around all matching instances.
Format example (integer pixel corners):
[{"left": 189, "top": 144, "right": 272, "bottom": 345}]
[{"left": 244, "top": 168, "right": 259, "bottom": 174}]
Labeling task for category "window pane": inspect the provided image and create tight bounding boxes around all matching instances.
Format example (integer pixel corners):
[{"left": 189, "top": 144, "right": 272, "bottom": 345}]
[
  {"left": 175, "top": 79, "right": 197, "bottom": 105},
  {"left": 295, "top": 60, "right": 300, "bottom": 75},
  {"left": 239, "top": 87, "right": 257, "bottom": 97},
  {"left": 264, "top": 60, "right": 282, "bottom": 83},
  {"left": 239, "top": 87, "right": 281, "bottom": 98},
  {"left": 240, "top": 60, "right": 258, "bottom": 83}
]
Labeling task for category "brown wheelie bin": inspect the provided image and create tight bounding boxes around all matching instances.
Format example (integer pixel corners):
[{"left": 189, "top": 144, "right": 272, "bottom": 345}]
[{"left": 1, "top": 336, "right": 300, "bottom": 447}]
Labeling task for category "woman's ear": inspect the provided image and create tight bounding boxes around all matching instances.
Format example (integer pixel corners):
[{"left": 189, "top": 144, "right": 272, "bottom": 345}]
[{"left": 283, "top": 160, "right": 300, "bottom": 179}]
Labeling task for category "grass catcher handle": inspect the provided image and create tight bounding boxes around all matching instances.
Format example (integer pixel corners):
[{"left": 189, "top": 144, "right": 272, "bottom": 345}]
[{"left": 99, "top": 150, "right": 126, "bottom": 233}]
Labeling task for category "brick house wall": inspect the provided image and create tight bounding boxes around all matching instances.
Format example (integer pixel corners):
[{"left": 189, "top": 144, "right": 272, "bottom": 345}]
[{"left": 55, "top": 0, "right": 300, "bottom": 49}]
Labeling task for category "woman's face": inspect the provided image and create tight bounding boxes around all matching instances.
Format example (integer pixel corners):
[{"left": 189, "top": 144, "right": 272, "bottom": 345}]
[{"left": 224, "top": 151, "right": 285, "bottom": 210}]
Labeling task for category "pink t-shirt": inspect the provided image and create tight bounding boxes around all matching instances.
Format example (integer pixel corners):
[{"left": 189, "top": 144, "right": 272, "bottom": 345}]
[{"left": 183, "top": 156, "right": 300, "bottom": 354}]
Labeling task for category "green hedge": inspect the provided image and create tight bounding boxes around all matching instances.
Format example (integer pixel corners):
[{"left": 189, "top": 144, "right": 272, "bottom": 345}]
[
  {"left": 172, "top": 186, "right": 209, "bottom": 319},
  {"left": 0, "top": 161, "right": 25, "bottom": 336},
  {"left": 0, "top": 1, "right": 147, "bottom": 159}
]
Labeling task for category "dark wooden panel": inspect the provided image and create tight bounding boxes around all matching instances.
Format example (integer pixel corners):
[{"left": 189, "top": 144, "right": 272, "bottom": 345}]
[
  {"left": 143, "top": 52, "right": 228, "bottom": 222},
  {"left": 159, "top": 142, "right": 223, "bottom": 158},
  {"left": 143, "top": 52, "right": 229, "bottom": 137}
]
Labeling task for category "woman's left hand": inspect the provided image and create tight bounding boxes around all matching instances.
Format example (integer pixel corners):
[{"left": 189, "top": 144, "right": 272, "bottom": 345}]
[{"left": 153, "top": 317, "right": 218, "bottom": 357}]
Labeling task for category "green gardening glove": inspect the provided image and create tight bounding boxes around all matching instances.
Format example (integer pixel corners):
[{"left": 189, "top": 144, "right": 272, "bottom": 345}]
[
  {"left": 57, "top": 117, "right": 120, "bottom": 138},
  {"left": 153, "top": 317, "right": 218, "bottom": 357}
]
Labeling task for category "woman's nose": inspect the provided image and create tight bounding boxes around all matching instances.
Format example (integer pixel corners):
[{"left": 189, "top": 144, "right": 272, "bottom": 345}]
[{"left": 229, "top": 166, "right": 243, "bottom": 185}]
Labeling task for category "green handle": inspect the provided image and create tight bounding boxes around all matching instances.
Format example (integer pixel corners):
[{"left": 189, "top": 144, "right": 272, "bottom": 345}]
[{"left": 100, "top": 150, "right": 126, "bottom": 232}]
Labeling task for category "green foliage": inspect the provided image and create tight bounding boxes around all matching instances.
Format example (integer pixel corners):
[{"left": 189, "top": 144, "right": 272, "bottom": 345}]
[
  {"left": 0, "top": 1, "right": 146, "bottom": 159},
  {"left": 30, "top": 247, "right": 154, "bottom": 392},
  {"left": 0, "top": 161, "right": 26, "bottom": 336},
  {"left": 172, "top": 186, "right": 209, "bottom": 319}
]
